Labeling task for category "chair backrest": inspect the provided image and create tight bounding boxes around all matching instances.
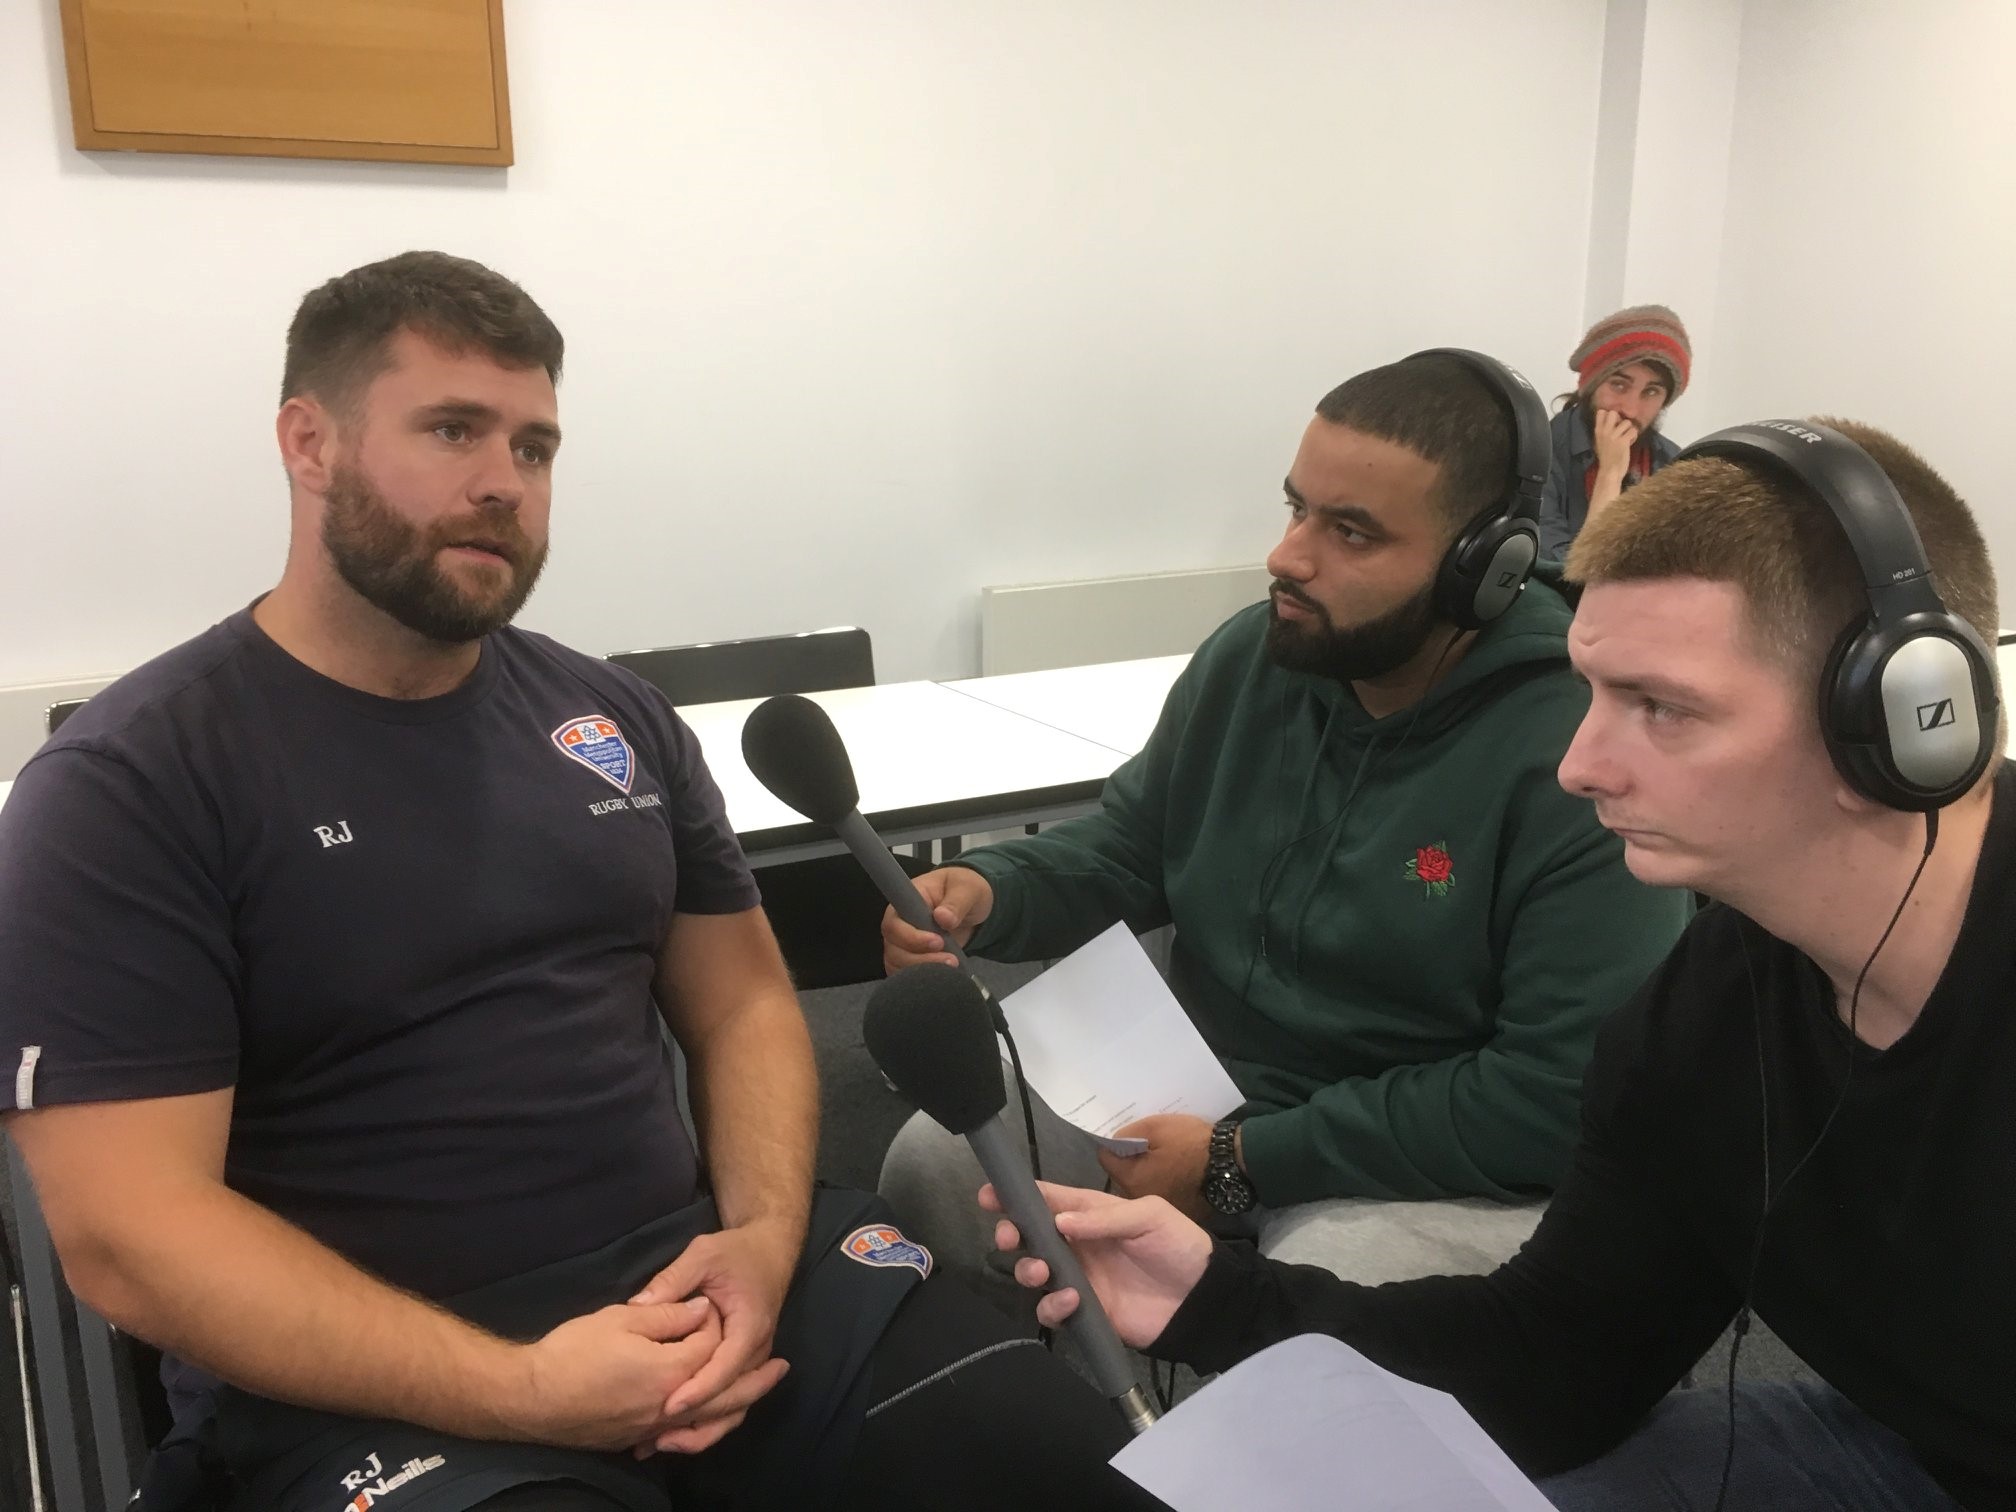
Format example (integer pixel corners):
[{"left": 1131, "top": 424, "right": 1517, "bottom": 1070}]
[
  {"left": 3, "top": 1134, "right": 144, "bottom": 1511},
  {"left": 608, "top": 627, "right": 874, "bottom": 706},
  {"left": 45, "top": 700, "right": 87, "bottom": 737}
]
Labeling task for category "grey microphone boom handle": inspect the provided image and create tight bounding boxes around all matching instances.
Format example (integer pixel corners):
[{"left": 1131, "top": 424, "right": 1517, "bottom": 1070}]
[
  {"left": 968, "top": 1114, "right": 1160, "bottom": 1435},
  {"left": 833, "top": 810, "right": 970, "bottom": 969}
]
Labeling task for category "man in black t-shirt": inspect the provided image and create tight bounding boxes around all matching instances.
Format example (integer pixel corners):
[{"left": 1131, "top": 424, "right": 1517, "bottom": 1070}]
[
  {"left": 0, "top": 253, "right": 1158, "bottom": 1511},
  {"left": 989, "top": 422, "right": 2014, "bottom": 1511}
]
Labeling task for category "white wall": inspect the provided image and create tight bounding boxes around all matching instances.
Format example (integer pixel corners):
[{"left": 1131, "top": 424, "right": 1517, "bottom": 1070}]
[
  {"left": 1, "top": 0, "right": 1608, "bottom": 731},
  {"left": 1700, "top": 0, "right": 2016, "bottom": 581},
  {"left": 1580, "top": 0, "right": 1745, "bottom": 444},
  {"left": 1613, "top": 0, "right": 1743, "bottom": 423}
]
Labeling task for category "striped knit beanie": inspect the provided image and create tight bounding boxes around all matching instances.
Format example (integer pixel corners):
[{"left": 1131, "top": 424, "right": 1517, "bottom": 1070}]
[{"left": 1570, "top": 305, "right": 1691, "bottom": 401}]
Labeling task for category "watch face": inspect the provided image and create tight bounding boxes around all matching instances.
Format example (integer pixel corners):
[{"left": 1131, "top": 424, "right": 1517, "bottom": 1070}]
[{"left": 1205, "top": 1170, "right": 1256, "bottom": 1216}]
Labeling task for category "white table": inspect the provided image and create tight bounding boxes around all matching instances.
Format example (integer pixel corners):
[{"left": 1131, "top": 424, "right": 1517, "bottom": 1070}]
[
  {"left": 0, "top": 659, "right": 1195, "bottom": 863},
  {"left": 0, "top": 710, "right": 1115, "bottom": 869},
  {"left": 940, "top": 654, "right": 1190, "bottom": 757},
  {"left": 675, "top": 680, "right": 1130, "bottom": 865}
]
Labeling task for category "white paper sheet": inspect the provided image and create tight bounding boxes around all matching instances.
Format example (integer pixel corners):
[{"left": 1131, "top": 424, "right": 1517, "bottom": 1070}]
[
  {"left": 998, "top": 923, "right": 1244, "bottom": 1156},
  {"left": 1112, "top": 1334, "right": 1556, "bottom": 1512}
]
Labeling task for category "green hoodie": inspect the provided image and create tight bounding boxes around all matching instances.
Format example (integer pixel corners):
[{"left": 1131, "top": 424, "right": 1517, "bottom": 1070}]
[{"left": 956, "top": 579, "right": 1691, "bottom": 1206}]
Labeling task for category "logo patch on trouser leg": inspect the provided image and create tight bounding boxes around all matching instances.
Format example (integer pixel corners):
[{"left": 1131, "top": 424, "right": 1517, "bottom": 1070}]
[{"left": 840, "top": 1224, "right": 934, "bottom": 1279}]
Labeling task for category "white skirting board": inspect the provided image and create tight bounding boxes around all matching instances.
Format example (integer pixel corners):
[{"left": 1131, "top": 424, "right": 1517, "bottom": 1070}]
[{"left": 980, "top": 564, "right": 1270, "bottom": 676}]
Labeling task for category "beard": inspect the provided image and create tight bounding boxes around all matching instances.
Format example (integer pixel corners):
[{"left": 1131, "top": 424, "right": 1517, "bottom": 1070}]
[
  {"left": 322, "top": 462, "right": 548, "bottom": 645},
  {"left": 1264, "top": 579, "right": 1441, "bottom": 683}
]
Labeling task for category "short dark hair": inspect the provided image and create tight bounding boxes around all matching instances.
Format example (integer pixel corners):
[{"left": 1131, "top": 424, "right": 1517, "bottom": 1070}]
[
  {"left": 281, "top": 250, "right": 564, "bottom": 414},
  {"left": 1314, "top": 354, "right": 1513, "bottom": 534}
]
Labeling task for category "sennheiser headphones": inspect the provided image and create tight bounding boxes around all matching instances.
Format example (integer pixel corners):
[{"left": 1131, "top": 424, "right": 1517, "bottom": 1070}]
[
  {"left": 1405, "top": 347, "right": 1551, "bottom": 630},
  {"left": 1678, "top": 420, "right": 1999, "bottom": 811}
]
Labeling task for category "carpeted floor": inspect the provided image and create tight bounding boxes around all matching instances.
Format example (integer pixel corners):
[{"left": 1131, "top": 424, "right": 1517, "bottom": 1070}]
[{"left": 803, "top": 955, "right": 1047, "bottom": 1193}]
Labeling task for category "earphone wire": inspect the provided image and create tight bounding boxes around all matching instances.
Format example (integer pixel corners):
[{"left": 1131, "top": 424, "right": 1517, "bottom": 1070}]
[{"left": 1710, "top": 806, "right": 1938, "bottom": 1512}]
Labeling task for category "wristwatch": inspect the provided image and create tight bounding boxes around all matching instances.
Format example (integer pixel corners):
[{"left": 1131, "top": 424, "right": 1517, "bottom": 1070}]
[{"left": 1202, "top": 1116, "right": 1256, "bottom": 1217}]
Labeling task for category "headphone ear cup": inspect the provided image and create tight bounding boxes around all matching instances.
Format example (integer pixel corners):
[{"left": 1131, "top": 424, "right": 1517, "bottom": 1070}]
[
  {"left": 1822, "top": 615, "right": 1995, "bottom": 809},
  {"left": 1436, "top": 516, "right": 1537, "bottom": 630},
  {"left": 1819, "top": 617, "right": 1892, "bottom": 805},
  {"left": 1877, "top": 620, "right": 1996, "bottom": 805}
]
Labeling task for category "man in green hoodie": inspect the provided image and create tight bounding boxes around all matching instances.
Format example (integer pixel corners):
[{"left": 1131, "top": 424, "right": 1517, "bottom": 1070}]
[{"left": 878, "top": 352, "right": 1692, "bottom": 1292}]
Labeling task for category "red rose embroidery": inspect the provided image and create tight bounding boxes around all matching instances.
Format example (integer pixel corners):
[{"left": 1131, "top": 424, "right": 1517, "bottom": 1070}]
[{"left": 1405, "top": 842, "right": 1454, "bottom": 897}]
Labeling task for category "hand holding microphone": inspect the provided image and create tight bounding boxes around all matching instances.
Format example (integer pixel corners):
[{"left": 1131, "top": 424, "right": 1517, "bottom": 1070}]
[
  {"left": 863, "top": 965, "right": 1160, "bottom": 1434},
  {"left": 980, "top": 1182, "right": 1212, "bottom": 1345},
  {"left": 741, "top": 694, "right": 982, "bottom": 974},
  {"left": 881, "top": 866, "right": 994, "bottom": 973}
]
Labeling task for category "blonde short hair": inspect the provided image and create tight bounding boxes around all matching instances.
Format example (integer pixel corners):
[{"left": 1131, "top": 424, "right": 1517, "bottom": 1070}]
[{"left": 1566, "top": 419, "right": 1998, "bottom": 684}]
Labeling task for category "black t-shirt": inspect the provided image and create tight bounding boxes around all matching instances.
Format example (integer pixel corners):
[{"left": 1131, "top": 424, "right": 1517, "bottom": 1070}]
[
  {"left": 1156, "top": 761, "right": 2016, "bottom": 1511},
  {"left": 0, "top": 609, "right": 760, "bottom": 1299}
]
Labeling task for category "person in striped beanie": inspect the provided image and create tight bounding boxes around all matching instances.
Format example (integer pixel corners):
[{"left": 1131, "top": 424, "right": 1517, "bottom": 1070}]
[{"left": 1537, "top": 304, "right": 1691, "bottom": 560}]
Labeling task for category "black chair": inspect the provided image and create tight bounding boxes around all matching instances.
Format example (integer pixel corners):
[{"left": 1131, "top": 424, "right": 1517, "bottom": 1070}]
[
  {"left": 0, "top": 1148, "right": 42, "bottom": 1512},
  {"left": 13, "top": 693, "right": 184, "bottom": 1502},
  {"left": 609, "top": 628, "right": 876, "bottom": 709},
  {"left": 609, "top": 628, "right": 932, "bottom": 989},
  {"left": 2, "top": 1132, "right": 158, "bottom": 1511}
]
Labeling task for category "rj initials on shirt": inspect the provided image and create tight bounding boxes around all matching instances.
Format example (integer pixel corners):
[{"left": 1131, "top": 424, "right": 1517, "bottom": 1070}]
[{"left": 0, "top": 606, "right": 755, "bottom": 1304}]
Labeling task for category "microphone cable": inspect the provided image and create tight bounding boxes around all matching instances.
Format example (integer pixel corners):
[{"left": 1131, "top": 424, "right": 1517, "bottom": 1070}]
[
  {"left": 1000, "top": 1006, "right": 1042, "bottom": 1183},
  {"left": 974, "top": 974, "right": 1051, "bottom": 1346}
]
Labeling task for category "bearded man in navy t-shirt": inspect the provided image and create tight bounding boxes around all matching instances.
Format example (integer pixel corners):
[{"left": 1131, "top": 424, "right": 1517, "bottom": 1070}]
[{"left": 0, "top": 252, "right": 1155, "bottom": 1512}]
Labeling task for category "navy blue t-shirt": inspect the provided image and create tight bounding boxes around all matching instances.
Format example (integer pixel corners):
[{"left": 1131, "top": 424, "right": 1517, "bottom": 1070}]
[{"left": 0, "top": 608, "right": 760, "bottom": 1298}]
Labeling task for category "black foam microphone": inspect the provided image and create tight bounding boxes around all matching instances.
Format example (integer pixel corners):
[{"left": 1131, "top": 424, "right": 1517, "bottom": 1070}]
[
  {"left": 741, "top": 693, "right": 974, "bottom": 970},
  {"left": 864, "top": 965, "right": 1159, "bottom": 1435}
]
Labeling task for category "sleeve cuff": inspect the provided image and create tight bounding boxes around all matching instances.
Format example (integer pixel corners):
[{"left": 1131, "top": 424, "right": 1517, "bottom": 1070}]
[
  {"left": 941, "top": 853, "right": 1019, "bottom": 955},
  {"left": 1144, "top": 1238, "right": 1272, "bottom": 1374},
  {"left": 1234, "top": 1107, "right": 1305, "bottom": 1207},
  {"left": 20, "top": 1054, "right": 238, "bottom": 1111},
  {"left": 676, "top": 879, "right": 765, "bottom": 915}
]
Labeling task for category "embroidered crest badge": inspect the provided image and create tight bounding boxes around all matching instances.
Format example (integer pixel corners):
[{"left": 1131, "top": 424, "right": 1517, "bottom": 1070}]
[
  {"left": 840, "top": 1224, "right": 934, "bottom": 1279},
  {"left": 551, "top": 715, "right": 634, "bottom": 793}
]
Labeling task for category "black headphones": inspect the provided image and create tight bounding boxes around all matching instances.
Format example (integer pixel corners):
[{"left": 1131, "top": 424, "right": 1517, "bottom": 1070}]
[
  {"left": 1678, "top": 420, "right": 1998, "bottom": 811},
  {"left": 1406, "top": 348, "right": 1551, "bottom": 630}
]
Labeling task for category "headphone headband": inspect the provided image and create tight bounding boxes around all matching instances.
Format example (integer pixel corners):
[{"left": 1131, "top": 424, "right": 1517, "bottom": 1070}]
[
  {"left": 1678, "top": 421, "right": 1944, "bottom": 623},
  {"left": 1405, "top": 347, "right": 1550, "bottom": 522}
]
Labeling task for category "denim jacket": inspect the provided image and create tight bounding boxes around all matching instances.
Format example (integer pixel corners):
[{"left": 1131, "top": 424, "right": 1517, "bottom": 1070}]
[{"left": 1537, "top": 405, "right": 1681, "bottom": 563}]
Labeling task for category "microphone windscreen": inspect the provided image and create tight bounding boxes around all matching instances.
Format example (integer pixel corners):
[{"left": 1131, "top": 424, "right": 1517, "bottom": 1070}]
[
  {"left": 740, "top": 694, "right": 860, "bottom": 825},
  {"left": 863, "top": 965, "right": 1007, "bottom": 1136}
]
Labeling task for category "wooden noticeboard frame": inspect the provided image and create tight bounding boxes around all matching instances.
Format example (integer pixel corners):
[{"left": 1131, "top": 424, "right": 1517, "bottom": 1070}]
[{"left": 58, "top": 0, "right": 513, "bottom": 167}]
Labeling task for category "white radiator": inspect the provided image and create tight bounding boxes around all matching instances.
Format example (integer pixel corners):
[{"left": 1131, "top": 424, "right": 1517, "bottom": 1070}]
[{"left": 980, "top": 564, "right": 1270, "bottom": 675}]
